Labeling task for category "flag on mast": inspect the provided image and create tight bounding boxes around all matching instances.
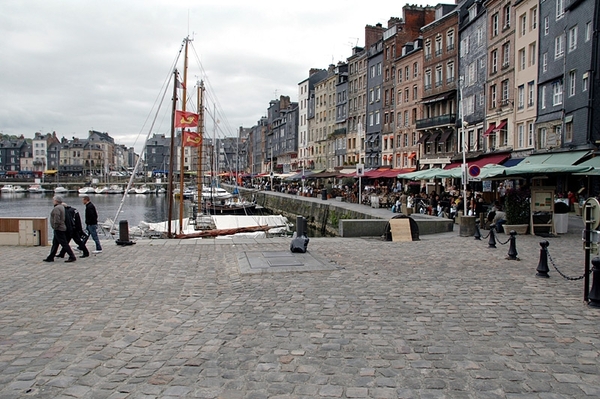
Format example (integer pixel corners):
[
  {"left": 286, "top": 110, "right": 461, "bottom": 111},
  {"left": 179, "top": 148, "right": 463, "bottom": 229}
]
[
  {"left": 175, "top": 111, "right": 199, "bottom": 128},
  {"left": 183, "top": 130, "right": 202, "bottom": 147}
]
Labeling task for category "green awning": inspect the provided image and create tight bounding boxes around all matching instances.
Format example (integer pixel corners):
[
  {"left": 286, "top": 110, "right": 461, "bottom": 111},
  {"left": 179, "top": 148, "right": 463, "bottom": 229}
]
[
  {"left": 573, "top": 156, "right": 600, "bottom": 176},
  {"left": 503, "top": 150, "right": 592, "bottom": 176}
]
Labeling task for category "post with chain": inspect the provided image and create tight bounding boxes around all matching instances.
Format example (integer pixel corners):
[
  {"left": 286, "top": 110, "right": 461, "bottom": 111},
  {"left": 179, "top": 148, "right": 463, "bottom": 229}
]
[
  {"left": 506, "top": 230, "right": 519, "bottom": 260},
  {"left": 474, "top": 222, "right": 481, "bottom": 240},
  {"left": 536, "top": 240, "right": 550, "bottom": 278},
  {"left": 589, "top": 257, "right": 600, "bottom": 308},
  {"left": 488, "top": 225, "right": 497, "bottom": 248}
]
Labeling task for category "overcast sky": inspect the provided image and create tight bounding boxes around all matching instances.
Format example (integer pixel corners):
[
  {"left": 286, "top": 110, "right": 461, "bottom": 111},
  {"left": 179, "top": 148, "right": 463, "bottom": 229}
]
[{"left": 0, "top": 0, "right": 433, "bottom": 153}]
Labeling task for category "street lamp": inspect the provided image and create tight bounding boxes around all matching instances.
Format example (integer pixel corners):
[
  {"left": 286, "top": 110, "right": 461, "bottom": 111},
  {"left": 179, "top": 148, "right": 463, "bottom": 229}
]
[{"left": 459, "top": 76, "right": 468, "bottom": 216}]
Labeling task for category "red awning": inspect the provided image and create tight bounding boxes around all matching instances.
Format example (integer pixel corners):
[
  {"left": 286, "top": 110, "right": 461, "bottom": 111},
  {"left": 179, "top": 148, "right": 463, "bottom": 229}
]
[
  {"left": 408, "top": 152, "right": 417, "bottom": 159},
  {"left": 483, "top": 124, "right": 496, "bottom": 136},
  {"left": 493, "top": 121, "right": 507, "bottom": 132},
  {"left": 444, "top": 153, "right": 510, "bottom": 170}
]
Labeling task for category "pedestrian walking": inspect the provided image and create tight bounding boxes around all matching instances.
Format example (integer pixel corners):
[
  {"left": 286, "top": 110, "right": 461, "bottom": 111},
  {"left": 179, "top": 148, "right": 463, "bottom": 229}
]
[
  {"left": 57, "top": 203, "right": 90, "bottom": 259},
  {"left": 43, "top": 195, "right": 76, "bottom": 263},
  {"left": 82, "top": 195, "right": 102, "bottom": 253}
]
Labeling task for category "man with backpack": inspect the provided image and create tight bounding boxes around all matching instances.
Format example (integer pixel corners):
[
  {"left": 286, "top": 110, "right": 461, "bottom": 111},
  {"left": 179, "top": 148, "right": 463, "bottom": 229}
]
[{"left": 57, "top": 202, "right": 90, "bottom": 258}]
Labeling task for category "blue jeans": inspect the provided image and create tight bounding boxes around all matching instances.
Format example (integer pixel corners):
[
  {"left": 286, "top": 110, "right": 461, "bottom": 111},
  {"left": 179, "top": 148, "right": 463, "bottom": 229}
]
[{"left": 87, "top": 224, "right": 102, "bottom": 250}]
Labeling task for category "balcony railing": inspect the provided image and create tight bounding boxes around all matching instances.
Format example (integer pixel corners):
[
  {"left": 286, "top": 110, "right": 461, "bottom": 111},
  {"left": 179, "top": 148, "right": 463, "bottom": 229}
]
[{"left": 416, "top": 114, "right": 457, "bottom": 129}]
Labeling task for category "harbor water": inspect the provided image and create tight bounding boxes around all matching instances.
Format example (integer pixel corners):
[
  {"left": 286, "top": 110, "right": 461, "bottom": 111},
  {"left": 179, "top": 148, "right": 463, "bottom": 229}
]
[{"left": 0, "top": 191, "right": 194, "bottom": 236}]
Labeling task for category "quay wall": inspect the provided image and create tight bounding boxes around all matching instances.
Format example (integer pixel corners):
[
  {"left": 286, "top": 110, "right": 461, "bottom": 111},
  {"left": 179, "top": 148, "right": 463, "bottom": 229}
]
[
  {"left": 236, "top": 187, "right": 454, "bottom": 237},
  {"left": 246, "top": 189, "right": 370, "bottom": 236}
]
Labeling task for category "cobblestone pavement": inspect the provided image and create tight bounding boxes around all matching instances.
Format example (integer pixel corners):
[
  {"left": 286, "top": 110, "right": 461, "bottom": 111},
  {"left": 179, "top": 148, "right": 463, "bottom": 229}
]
[{"left": 0, "top": 230, "right": 599, "bottom": 398}]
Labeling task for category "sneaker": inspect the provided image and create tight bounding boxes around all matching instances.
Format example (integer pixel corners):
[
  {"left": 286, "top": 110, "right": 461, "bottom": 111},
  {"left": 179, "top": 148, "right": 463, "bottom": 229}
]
[
  {"left": 93, "top": 250, "right": 102, "bottom": 254},
  {"left": 43, "top": 258, "right": 54, "bottom": 262},
  {"left": 64, "top": 258, "right": 76, "bottom": 263}
]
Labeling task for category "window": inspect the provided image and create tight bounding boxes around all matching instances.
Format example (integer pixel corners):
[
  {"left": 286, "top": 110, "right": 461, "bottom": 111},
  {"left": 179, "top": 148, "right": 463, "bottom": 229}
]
[
  {"left": 542, "top": 52, "right": 548, "bottom": 72},
  {"left": 404, "top": 111, "right": 409, "bottom": 127},
  {"left": 446, "top": 62, "right": 455, "bottom": 83},
  {"left": 583, "top": 72, "right": 589, "bottom": 92},
  {"left": 565, "top": 121, "right": 573, "bottom": 142},
  {"left": 376, "top": 87, "right": 381, "bottom": 101},
  {"left": 518, "top": 124, "right": 524, "bottom": 148},
  {"left": 465, "top": 95, "right": 475, "bottom": 115},
  {"left": 477, "top": 28, "right": 483, "bottom": 46},
  {"left": 435, "top": 36, "right": 442, "bottom": 56},
  {"left": 556, "top": 0, "right": 564, "bottom": 20},
  {"left": 370, "top": 65, "right": 376, "bottom": 78},
  {"left": 369, "top": 89, "right": 374, "bottom": 103},
  {"left": 375, "top": 111, "right": 380, "bottom": 125},
  {"left": 460, "top": 36, "right": 470, "bottom": 57},
  {"left": 503, "top": 5, "right": 511, "bottom": 29},
  {"left": 435, "top": 66, "right": 443, "bottom": 87},
  {"left": 520, "top": 14, "right": 527, "bottom": 36},
  {"left": 491, "top": 49, "right": 498, "bottom": 73},
  {"left": 492, "top": 13, "right": 499, "bottom": 36},
  {"left": 469, "top": 5, "right": 477, "bottom": 22},
  {"left": 529, "top": 43, "right": 536, "bottom": 66},
  {"left": 544, "top": 16, "right": 549, "bottom": 36},
  {"left": 425, "top": 40, "right": 432, "bottom": 59},
  {"left": 447, "top": 30, "right": 455, "bottom": 50},
  {"left": 528, "top": 122, "right": 534, "bottom": 147},
  {"left": 531, "top": 7, "right": 537, "bottom": 30},
  {"left": 568, "top": 26, "right": 578, "bottom": 52},
  {"left": 502, "top": 43, "right": 510, "bottom": 67},
  {"left": 541, "top": 85, "right": 546, "bottom": 109},
  {"left": 555, "top": 34, "right": 565, "bottom": 59},
  {"left": 539, "top": 127, "right": 547, "bottom": 149},
  {"left": 413, "top": 62, "right": 418, "bottom": 77},
  {"left": 490, "top": 84, "right": 497, "bottom": 108},
  {"left": 413, "top": 85, "right": 417, "bottom": 100},
  {"left": 468, "top": 62, "right": 477, "bottom": 86},
  {"left": 424, "top": 69, "right": 432, "bottom": 89},
  {"left": 501, "top": 80, "right": 509, "bottom": 103},
  {"left": 405, "top": 88, "right": 409, "bottom": 102},
  {"left": 586, "top": 22, "right": 592, "bottom": 42},
  {"left": 528, "top": 81, "right": 535, "bottom": 107},
  {"left": 569, "top": 71, "right": 576, "bottom": 97},
  {"left": 405, "top": 66, "right": 409, "bottom": 81},
  {"left": 552, "top": 81, "right": 563, "bottom": 106},
  {"left": 369, "top": 113, "right": 374, "bottom": 126},
  {"left": 518, "top": 85, "right": 525, "bottom": 109},
  {"left": 519, "top": 48, "right": 526, "bottom": 70}
]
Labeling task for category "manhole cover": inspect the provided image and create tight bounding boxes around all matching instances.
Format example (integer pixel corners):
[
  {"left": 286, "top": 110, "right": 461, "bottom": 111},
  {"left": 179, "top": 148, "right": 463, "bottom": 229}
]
[
  {"left": 267, "top": 258, "right": 304, "bottom": 267},
  {"left": 262, "top": 251, "right": 294, "bottom": 258},
  {"left": 237, "top": 251, "right": 334, "bottom": 275}
]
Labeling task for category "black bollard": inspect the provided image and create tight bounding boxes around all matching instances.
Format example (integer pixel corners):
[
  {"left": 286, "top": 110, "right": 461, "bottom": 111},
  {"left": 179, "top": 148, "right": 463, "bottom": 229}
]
[
  {"left": 588, "top": 257, "right": 600, "bottom": 308},
  {"left": 488, "top": 225, "right": 497, "bottom": 248},
  {"left": 290, "top": 216, "right": 309, "bottom": 253},
  {"left": 506, "top": 230, "right": 519, "bottom": 260},
  {"left": 536, "top": 240, "right": 550, "bottom": 278},
  {"left": 116, "top": 220, "right": 135, "bottom": 246},
  {"left": 474, "top": 222, "right": 481, "bottom": 240}
]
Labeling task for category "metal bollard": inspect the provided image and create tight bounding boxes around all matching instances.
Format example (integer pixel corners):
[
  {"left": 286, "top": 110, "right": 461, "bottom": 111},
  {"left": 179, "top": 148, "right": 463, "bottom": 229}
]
[
  {"left": 116, "top": 220, "right": 135, "bottom": 246},
  {"left": 536, "top": 240, "right": 550, "bottom": 278},
  {"left": 290, "top": 216, "right": 309, "bottom": 253},
  {"left": 488, "top": 225, "right": 497, "bottom": 248},
  {"left": 588, "top": 257, "right": 600, "bottom": 308},
  {"left": 296, "top": 215, "right": 305, "bottom": 237},
  {"left": 474, "top": 222, "right": 481, "bottom": 240},
  {"left": 506, "top": 230, "right": 519, "bottom": 260}
]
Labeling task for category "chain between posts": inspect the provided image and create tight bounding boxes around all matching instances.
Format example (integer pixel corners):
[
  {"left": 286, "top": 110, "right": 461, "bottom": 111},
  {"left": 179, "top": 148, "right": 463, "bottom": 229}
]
[
  {"left": 547, "top": 248, "right": 591, "bottom": 281},
  {"left": 495, "top": 231, "right": 510, "bottom": 245}
]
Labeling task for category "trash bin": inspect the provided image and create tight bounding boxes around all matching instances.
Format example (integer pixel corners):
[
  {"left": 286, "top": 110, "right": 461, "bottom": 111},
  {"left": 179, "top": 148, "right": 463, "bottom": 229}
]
[
  {"left": 321, "top": 189, "right": 327, "bottom": 200},
  {"left": 554, "top": 201, "right": 570, "bottom": 234}
]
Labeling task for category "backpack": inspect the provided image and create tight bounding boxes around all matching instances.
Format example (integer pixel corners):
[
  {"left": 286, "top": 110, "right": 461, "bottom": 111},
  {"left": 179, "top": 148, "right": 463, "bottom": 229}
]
[{"left": 64, "top": 206, "right": 84, "bottom": 235}]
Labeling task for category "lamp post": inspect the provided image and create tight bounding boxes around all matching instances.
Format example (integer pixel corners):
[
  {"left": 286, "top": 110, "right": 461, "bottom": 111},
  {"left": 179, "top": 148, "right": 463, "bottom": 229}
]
[{"left": 459, "top": 76, "right": 468, "bottom": 215}]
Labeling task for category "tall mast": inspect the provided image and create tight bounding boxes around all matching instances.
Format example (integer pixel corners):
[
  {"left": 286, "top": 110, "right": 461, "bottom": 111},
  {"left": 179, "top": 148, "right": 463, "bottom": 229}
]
[
  {"left": 167, "top": 68, "right": 178, "bottom": 238},
  {"left": 196, "top": 80, "right": 205, "bottom": 200},
  {"left": 178, "top": 37, "right": 190, "bottom": 234}
]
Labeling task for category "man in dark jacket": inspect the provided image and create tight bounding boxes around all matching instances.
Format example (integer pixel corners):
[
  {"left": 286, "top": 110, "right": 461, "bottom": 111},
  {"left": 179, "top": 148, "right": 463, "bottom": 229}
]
[
  {"left": 43, "top": 196, "right": 76, "bottom": 262},
  {"left": 57, "top": 203, "right": 90, "bottom": 258},
  {"left": 82, "top": 196, "right": 102, "bottom": 253}
]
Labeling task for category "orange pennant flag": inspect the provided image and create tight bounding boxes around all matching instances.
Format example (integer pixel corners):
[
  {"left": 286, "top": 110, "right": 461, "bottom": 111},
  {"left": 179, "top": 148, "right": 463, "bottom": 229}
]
[
  {"left": 183, "top": 130, "right": 202, "bottom": 147},
  {"left": 175, "top": 111, "right": 199, "bottom": 128}
]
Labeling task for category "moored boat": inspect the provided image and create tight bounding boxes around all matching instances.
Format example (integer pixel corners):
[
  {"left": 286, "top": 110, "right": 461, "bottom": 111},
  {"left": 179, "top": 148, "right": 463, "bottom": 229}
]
[
  {"left": 1, "top": 185, "right": 26, "bottom": 193},
  {"left": 135, "top": 184, "right": 152, "bottom": 194},
  {"left": 95, "top": 186, "right": 109, "bottom": 194},
  {"left": 28, "top": 184, "right": 46, "bottom": 193},
  {"left": 78, "top": 186, "right": 96, "bottom": 194},
  {"left": 54, "top": 186, "right": 68, "bottom": 193}
]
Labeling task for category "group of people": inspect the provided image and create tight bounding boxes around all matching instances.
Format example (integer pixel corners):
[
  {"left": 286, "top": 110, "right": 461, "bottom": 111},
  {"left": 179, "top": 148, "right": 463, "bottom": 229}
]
[{"left": 43, "top": 195, "right": 103, "bottom": 262}]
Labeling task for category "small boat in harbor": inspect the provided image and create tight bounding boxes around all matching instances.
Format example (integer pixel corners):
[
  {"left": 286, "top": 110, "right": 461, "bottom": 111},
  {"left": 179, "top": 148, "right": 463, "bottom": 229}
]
[
  {"left": 95, "top": 186, "right": 109, "bottom": 194},
  {"left": 1, "top": 185, "right": 26, "bottom": 193},
  {"left": 78, "top": 186, "right": 96, "bottom": 194},
  {"left": 28, "top": 184, "right": 46, "bottom": 193},
  {"left": 135, "top": 184, "right": 152, "bottom": 194},
  {"left": 107, "top": 185, "right": 124, "bottom": 194},
  {"left": 54, "top": 186, "right": 68, "bottom": 194}
]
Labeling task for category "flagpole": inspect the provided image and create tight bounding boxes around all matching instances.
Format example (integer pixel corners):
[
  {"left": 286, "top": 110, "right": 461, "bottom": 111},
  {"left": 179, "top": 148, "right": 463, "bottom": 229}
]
[
  {"left": 197, "top": 80, "right": 204, "bottom": 209},
  {"left": 178, "top": 37, "right": 189, "bottom": 234}
]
